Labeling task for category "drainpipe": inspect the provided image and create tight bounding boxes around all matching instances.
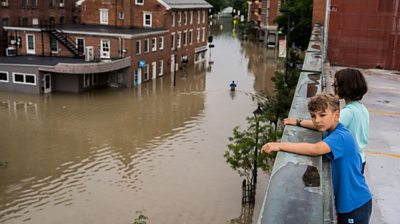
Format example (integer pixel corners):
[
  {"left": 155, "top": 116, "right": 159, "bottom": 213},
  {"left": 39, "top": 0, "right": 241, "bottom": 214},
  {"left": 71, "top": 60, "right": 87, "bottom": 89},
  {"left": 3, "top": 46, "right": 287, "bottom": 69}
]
[
  {"left": 118, "top": 36, "right": 122, "bottom": 58},
  {"left": 115, "top": 0, "right": 118, "bottom": 27},
  {"left": 392, "top": 0, "right": 399, "bottom": 68},
  {"left": 14, "top": 30, "right": 18, "bottom": 56},
  {"left": 323, "top": 0, "right": 330, "bottom": 63}
]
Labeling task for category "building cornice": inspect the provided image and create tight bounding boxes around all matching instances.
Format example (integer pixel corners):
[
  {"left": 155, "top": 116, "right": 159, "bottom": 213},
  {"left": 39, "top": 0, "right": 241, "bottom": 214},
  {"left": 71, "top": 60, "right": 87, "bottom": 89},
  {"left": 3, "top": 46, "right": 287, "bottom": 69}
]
[{"left": 3, "top": 26, "right": 169, "bottom": 39}]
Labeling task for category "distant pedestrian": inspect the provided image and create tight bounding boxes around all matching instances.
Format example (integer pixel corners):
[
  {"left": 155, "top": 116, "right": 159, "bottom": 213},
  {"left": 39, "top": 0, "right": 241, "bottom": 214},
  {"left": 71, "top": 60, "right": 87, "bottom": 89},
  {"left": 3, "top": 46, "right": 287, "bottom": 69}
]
[
  {"left": 263, "top": 93, "right": 372, "bottom": 224},
  {"left": 283, "top": 68, "right": 369, "bottom": 174},
  {"left": 229, "top": 80, "right": 237, "bottom": 91}
]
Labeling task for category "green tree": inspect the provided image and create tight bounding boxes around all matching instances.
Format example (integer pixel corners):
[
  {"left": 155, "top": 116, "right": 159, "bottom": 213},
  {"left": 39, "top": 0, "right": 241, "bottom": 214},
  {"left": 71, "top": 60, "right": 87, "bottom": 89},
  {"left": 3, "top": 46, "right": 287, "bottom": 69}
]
[
  {"left": 133, "top": 210, "right": 148, "bottom": 224},
  {"left": 206, "top": 0, "right": 229, "bottom": 13},
  {"left": 274, "top": 0, "right": 313, "bottom": 50},
  {"left": 225, "top": 114, "right": 278, "bottom": 183},
  {"left": 231, "top": 0, "right": 248, "bottom": 19}
]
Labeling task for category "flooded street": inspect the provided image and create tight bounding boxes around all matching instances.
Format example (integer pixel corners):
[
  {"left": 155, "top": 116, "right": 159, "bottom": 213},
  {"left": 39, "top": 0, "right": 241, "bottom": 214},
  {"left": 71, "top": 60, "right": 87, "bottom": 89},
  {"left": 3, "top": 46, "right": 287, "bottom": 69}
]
[{"left": 0, "top": 18, "right": 278, "bottom": 224}]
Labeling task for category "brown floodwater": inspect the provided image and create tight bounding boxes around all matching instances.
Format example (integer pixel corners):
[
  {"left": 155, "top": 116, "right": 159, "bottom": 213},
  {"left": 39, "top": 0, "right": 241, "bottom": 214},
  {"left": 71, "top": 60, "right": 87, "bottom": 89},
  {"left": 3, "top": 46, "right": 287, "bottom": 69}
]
[{"left": 0, "top": 17, "right": 277, "bottom": 224}]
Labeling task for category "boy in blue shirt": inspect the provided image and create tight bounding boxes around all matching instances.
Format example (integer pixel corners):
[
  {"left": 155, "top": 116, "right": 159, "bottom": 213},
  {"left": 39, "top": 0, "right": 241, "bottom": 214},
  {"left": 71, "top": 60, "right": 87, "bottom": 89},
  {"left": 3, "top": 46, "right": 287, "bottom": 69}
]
[{"left": 262, "top": 93, "right": 372, "bottom": 224}]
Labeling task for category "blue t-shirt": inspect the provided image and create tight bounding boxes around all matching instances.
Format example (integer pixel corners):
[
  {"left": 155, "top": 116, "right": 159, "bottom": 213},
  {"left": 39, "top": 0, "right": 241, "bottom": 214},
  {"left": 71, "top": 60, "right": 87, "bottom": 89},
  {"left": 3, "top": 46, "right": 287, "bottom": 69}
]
[
  {"left": 340, "top": 101, "right": 369, "bottom": 163},
  {"left": 323, "top": 123, "right": 372, "bottom": 213}
]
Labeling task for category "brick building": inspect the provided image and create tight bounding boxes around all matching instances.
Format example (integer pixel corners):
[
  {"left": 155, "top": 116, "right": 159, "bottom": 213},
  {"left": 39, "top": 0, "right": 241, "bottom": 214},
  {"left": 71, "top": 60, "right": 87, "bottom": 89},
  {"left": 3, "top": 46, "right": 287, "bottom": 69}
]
[
  {"left": 0, "top": 0, "right": 212, "bottom": 94},
  {"left": 313, "top": 0, "right": 400, "bottom": 70},
  {"left": 0, "top": 0, "right": 79, "bottom": 55},
  {"left": 247, "top": 0, "right": 281, "bottom": 47}
]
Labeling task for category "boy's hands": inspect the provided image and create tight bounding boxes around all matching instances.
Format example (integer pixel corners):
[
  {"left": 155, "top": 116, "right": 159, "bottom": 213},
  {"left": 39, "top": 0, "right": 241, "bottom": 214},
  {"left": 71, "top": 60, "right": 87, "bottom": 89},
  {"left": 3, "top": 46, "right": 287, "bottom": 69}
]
[
  {"left": 262, "top": 142, "right": 282, "bottom": 154},
  {"left": 283, "top": 118, "right": 296, "bottom": 126}
]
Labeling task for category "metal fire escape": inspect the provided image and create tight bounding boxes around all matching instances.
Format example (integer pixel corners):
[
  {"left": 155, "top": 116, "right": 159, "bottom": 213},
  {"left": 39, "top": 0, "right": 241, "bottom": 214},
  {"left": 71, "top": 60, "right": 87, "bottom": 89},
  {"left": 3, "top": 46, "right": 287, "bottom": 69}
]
[{"left": 50, "top": 27, "right": 83, "bottom": 58}]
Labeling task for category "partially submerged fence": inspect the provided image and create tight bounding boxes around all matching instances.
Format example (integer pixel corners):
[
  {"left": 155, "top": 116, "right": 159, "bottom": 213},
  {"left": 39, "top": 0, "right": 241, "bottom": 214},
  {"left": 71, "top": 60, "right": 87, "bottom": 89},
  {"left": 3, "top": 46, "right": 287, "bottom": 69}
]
[{"left": 257, "top": 24, "right": 336, "bottom": 224}]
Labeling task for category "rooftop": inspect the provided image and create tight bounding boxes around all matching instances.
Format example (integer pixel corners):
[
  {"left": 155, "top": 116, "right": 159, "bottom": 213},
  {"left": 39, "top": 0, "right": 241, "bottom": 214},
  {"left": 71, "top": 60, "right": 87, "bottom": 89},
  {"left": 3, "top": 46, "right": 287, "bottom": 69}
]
[
  {"left": 0, "top": 56, "right": 88, "bottom": 67},
  {"left": 3, "top": 24, "right": 168, "bottom": 38},
  {"left": 159, "top": 0, "right": 213, "bottom": 9}
]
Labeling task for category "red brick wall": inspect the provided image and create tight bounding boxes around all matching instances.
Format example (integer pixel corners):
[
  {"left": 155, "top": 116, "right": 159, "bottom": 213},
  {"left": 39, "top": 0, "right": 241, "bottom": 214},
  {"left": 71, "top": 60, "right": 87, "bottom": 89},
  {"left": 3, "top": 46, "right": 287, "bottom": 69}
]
[
  {"left": 312, "top": 0, "right": 326, "bottom": 25},
  {"left": 328, "top": 0, "right": 400, "bottom": 69},
  {"left": 80, "top": 0, "right": 167, "bottom": 28},
  {"left": 268, "top": 0, "right": 279, "bottom": 25}
]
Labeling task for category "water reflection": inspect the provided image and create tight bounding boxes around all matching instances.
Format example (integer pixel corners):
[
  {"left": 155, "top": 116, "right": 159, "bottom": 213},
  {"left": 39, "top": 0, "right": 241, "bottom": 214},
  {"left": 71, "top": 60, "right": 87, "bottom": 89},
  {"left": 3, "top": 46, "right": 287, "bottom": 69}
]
[{"left": 0, "top": 17, "right": 277, "bottom": 224}]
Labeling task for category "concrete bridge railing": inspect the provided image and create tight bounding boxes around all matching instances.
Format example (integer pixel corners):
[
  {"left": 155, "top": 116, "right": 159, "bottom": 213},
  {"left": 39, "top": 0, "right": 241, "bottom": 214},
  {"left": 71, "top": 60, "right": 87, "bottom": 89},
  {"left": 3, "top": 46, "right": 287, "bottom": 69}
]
[{"left": 257, "top": 24, "right": 336, "bottom": 224}]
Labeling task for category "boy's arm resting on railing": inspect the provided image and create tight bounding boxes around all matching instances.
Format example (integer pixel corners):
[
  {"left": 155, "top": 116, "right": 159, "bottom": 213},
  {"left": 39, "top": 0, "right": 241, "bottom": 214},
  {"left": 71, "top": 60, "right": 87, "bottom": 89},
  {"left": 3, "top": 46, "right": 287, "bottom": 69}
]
[
  {"left": 262, "top": 141, "right": 331, "bottom": 157},
  {"left": 283, "top": 117, "right": 317, "bottom": 130}
]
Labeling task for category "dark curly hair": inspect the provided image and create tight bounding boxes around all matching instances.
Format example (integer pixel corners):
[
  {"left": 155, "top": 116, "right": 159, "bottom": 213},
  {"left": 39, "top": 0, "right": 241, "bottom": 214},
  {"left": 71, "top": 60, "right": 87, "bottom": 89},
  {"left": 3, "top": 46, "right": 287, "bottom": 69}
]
[{"left": 334, "top": 68, "right": 368, "bottom": 101}]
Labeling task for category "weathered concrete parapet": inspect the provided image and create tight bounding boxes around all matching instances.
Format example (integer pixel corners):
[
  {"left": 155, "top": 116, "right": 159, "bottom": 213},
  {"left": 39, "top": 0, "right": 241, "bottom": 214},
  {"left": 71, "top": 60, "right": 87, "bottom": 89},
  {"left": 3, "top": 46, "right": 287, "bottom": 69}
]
[{"left": 257, "top": 24, "right": 336, "bottom": 224}]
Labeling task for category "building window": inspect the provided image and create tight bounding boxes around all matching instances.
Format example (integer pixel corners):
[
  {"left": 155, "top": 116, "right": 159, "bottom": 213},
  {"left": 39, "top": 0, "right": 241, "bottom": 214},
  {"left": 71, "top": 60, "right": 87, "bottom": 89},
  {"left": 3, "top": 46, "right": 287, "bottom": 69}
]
[
  {"left": 143, "top": 12, "right": 152, "bottom": 27},
  {"left": 59, "top": 0, "right": 64, "bottom": 7},
  {"left": 13, "top": 73, "right": 36, "bottom": 85},
  {"left": 32, "top": 18, "right": 39, "bottom": 26},
  {"left": 158, "top": 60, "right": 163, "bottom": 76},
  {"left": 183, "top": 30, "right": 187, "bottom": 46},
  {"left": 195, "top": 51, "right": 206, "bottom": 63},
  {"left": 144, "top": 64, "right": 149, "bottom": 81},
  {"left": 100, "top": 39, "right": 110, "bottom": 58},
  {"left": 100, "top": 9, "right": 109, "bottom": 25},
  {"left": 196, "top": 28, "right": 200, "bottom": 43},
  {"left": 118, "top": 12, "right": 124, "bottom": 20},
  {"left": 177, "top": 32, "right": 181, "bottom": 48},
  {"left": 91, "top": 74, "right": 98, "bottom": 85},
  {"left": 50, "top": 37, "right": 58, "bottom": 53},
  {"left": 32, "top": 0, "right": 38, "bottom": 7},
  {"left": 151, "top": 38, "right": 157, "bottom": 51},
  {"left": 48, "top": 0, "right": 55, "bottom": 7},
  {"left": 59, "top": 16, "right": 64, "bottom": 25},
  {"left": 190, "top": 11, "right": 193, "bottom": 24},
  {"left": 144, "top": 39, "right": 149, "bottom": 53},
  {"left": 83, "top": 74, "right": 90, "bottom": 88},
  {"left": 158, "top": 37, "right": 164, "bottom": 50},
  {"left": 178, "top": 12, "right": 181, "bottom": 26},
  {"left": 184, "top": 11, "right": 187, "bottom": 25},
  {"left": 22, "top": 0, "right": 28, "bottom": 7},
  {"left": 26, "top": 34, "right": 35, "bottom": 54},
  {"left": 0, "top": 71, "right": 8, "bottom": 82},
  {"left": 1, "top": 0, "right": 9, "bottom": 7},
  {"left": 2, "top": 17, "right": 9, "bottom": 26},
  {"left": 171, "top": 33, "right": 175, "bottom": 50},
  {"left": 202, "top": 10, "right": 206, "bottom": 23},
  {"left": 171, "top": 12, "right": 175, "bottom": 27},
  {"left": 136, "top": 40, "right": 141, "bottom": 55},
  {"left": 202, "top": 27, "right": 205, "bottom": 42},
  {"left": 49, "top": 16, "right": 55, "bottom": 25},
  {"left": 22, "top": 17, "right": 29, "bottom": 26},
  {"left": 76, "top": 38, "right": 85, "bottom": 54},
  {"left": 197, "top": 11, "right": 200, "bottom": 24},
  {"left": 135, "top": 0, "right": 144, "bottom": 5},
  {"left": 189, "top": 29, "right": 193, "bottom": 45}
]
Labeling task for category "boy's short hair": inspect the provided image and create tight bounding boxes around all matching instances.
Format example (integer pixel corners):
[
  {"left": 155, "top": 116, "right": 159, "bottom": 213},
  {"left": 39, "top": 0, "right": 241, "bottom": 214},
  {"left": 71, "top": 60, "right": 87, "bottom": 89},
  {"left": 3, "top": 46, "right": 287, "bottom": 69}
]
[
  {"left": 334, "top": 68, "right": 368, "bottom": 101},
  {"left": 308, "top": 93, "right": 339, "bottom": 113}
]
